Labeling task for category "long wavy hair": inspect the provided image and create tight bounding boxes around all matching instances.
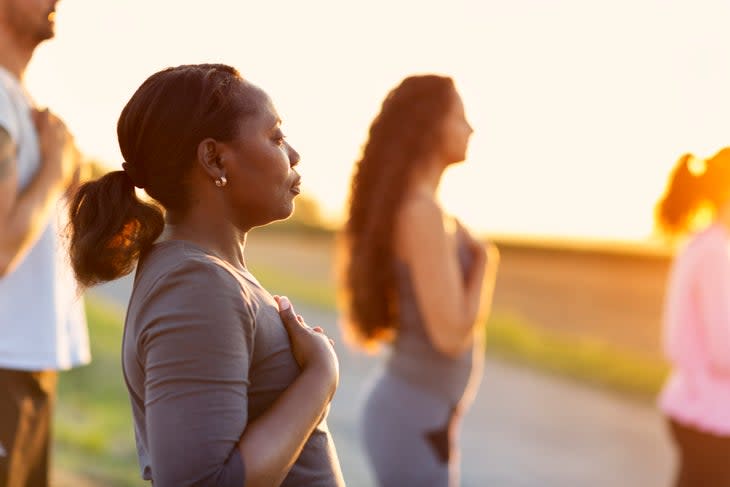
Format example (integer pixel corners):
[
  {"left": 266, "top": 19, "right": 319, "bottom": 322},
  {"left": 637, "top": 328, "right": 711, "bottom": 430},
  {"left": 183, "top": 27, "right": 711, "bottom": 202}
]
[
  {"left": 655, "top": 147, "right": 730, "bottom": 238},
  {"left": 337, "top": 74, "right": 457, "bottom": 349}
]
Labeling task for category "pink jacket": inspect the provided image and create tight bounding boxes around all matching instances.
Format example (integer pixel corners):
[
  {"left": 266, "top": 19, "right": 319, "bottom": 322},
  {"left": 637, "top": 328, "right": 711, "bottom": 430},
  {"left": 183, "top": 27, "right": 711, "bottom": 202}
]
[{"left": 659, "top": 223, "right": 730, "bottom": 435}]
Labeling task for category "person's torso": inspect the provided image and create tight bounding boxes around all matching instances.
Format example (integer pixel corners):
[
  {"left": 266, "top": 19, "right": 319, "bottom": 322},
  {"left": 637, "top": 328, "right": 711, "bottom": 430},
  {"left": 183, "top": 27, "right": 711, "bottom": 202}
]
[
  {"left": 387, "top": 222, "right": 479, "bottom": 403},
  {"left": 0, "top": 66, "right": 89, "bottom": 371},
  {"left": 123, "top": 241, "right": 343, "bottom": 486},
  {"left": 660, "top": 224, "right": 730, "bottom": 434}
]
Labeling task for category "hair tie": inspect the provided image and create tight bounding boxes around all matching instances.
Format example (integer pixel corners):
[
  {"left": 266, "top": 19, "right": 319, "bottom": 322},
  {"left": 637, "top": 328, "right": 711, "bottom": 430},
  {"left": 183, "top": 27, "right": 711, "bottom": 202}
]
[{"left": 122, "top": 161, "right": 145, "bottom": 189}]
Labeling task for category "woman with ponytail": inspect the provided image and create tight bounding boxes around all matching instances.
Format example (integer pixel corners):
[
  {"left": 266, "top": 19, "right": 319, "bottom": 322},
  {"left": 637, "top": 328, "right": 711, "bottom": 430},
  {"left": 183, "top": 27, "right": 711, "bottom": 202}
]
[
  {"left": 657, "top": 148, "right": 730, "bottom": 486},
  {"left": 337, "top": 75, "right": 499, "bottom": 486},
  {"left": 69, "top": 64, "right": 344, "bottom": 487}
]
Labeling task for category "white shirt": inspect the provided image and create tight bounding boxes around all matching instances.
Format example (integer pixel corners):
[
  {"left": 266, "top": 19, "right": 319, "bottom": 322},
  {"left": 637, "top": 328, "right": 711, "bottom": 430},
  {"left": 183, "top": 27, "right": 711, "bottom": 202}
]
[{"left": 0, "top": 66, "right": 90, "bottom": 371}]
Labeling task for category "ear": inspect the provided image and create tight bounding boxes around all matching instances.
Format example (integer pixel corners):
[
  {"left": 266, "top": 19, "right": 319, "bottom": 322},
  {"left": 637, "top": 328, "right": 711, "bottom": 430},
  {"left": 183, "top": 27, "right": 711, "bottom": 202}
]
[{"left": 196, "top": 138, "right": 225, "bottom": 180}]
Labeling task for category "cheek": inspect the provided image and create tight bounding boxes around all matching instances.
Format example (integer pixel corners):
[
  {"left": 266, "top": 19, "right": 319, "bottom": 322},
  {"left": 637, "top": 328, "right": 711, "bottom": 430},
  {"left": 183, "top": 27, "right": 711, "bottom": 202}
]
[
  {"left": 256, "top": 150, "right": 292, "bottom": 201},
  {"left": 445, "top": 127, "right": 467, "bottom": 151}
]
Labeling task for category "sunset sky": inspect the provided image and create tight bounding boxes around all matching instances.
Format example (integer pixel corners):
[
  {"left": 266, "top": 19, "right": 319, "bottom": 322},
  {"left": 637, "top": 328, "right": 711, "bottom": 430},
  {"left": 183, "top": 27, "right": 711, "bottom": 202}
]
[{"left": 24, "top": 0, "right": 730, "bottom": 241}]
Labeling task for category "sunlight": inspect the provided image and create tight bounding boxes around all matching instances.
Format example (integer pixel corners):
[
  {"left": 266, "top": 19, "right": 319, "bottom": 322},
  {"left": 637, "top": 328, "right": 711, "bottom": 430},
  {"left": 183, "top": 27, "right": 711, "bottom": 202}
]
[{"left": 24, "top": 0, "right": 730, "bottom": 242}]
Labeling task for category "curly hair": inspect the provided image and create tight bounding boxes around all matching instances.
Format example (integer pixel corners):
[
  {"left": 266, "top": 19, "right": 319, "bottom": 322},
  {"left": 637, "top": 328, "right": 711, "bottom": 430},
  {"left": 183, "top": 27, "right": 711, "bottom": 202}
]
[
  {"left": 656, "top": 147, "right": 730, "bottom": 238},
  {"left": 338, "top": 74, "right": 457, "bottom": 349}
]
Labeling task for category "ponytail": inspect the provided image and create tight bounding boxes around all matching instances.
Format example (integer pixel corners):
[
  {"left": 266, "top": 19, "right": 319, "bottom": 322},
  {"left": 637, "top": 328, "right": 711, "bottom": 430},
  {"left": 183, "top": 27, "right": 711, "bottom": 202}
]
[{"left": 68, "top": 170, "right": 164, "bottom": 287}]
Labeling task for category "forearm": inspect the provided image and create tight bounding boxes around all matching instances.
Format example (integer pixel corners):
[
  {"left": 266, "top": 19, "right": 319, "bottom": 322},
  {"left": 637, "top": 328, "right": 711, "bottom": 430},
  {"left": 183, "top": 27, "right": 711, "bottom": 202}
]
[
  {"left": 476, "top": 259, "right": 498, "bottom": 325},
  {"left": 237, "top": 366, "right": 335, "bottom": 487},
  {"left": 0, "top": 165, "right": 64, "bottom": 275},
  {"left": 453, "top": 251, "right": 496, "bottom": 346},
  {"left": 437, "top": 265, "right": 487, "bottom": 356},
  {"left": 462, "top": 261, "right": 487, "bottom": 329}
]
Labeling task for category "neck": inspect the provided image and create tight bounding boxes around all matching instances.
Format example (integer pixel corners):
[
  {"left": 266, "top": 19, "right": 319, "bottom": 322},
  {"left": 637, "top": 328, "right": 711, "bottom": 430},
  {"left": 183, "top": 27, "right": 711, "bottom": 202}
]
[
  {"left": 412, "top": 156, "right": 446, "bottom": 197},
  {"left": 164, "top": 208, "right": 249, "bottom": 270},
  {"left": 0, "top": 29, "right": 34, "bottom": 80}
]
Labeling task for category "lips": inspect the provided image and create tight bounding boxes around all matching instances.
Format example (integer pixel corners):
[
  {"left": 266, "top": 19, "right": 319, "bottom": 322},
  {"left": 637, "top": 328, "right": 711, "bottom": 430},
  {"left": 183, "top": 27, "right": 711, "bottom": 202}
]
[{"left": 290, "top": 183, "right": 301, "bottom": 195}]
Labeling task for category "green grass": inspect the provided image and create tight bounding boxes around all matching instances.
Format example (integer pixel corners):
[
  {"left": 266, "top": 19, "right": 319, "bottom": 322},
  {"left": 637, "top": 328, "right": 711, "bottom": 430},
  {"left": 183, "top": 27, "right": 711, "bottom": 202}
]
[
  {"left": 250, "top": 262, "right": 337, "bottom": 310},
  {"left": 55, "top": 298, "right": 139, "bottom": 487},
  {"left": 486, "top": 313, "right": 669, "bottom": 398}
]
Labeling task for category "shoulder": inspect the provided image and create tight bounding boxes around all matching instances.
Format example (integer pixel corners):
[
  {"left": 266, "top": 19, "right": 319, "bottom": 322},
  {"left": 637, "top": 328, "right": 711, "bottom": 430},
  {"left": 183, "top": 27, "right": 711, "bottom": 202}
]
[
  {"left": 133, "top": 241, "right": 256, "bottom": 322},
  {"left": 687, "top": 225, "right": 729, "bottom": 255},
  {"left": 141, "top": 242, "right": 232, "bottom": 282},
  {"left": 394, "top": 194, "right": 452, "bottom": 263},
  {"left": 397, "top": 193, "right": 444, "bottom": 234},
  {"left": 129, "top": 243, "right": 260, "bottom": 354},
  {"left": 675, "top": 225, "right": 730, "bottom": 275}
]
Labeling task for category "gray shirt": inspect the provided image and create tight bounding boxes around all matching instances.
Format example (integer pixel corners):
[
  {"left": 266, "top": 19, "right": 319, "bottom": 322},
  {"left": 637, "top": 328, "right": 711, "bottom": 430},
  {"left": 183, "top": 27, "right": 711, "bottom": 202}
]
[{"left": 122, "top": 240, "right": 344, "bottom": 487}]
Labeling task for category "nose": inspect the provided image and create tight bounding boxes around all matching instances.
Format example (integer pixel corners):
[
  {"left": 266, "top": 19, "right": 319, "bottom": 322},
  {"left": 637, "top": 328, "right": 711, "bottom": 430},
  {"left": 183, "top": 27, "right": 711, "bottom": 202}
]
[{"left": 287, "top": 143, "right": 300, "bottom": 167}]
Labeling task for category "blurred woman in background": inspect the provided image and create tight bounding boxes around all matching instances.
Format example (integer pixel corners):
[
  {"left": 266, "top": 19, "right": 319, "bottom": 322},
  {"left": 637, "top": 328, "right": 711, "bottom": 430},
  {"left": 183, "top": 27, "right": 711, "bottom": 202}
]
[
  {"left": 68, "top": 64, "right": 344, "bottom": 487},
  {"left": 338, "top": 74, "right": 499, "bottom": 486},
  {"left": 657, "top": 148, "right": 730, "bottom": 487}
]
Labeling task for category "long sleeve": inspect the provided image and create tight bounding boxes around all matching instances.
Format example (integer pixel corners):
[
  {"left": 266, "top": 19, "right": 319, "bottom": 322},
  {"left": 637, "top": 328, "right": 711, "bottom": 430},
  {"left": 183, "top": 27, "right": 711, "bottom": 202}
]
[{"left": 137, "top": 259, "right": 255, "bottom": 487}]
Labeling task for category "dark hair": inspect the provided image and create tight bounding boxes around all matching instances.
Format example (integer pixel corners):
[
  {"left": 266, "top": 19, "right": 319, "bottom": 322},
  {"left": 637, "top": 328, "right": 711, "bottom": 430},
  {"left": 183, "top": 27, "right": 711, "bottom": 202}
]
[
  {"left": 338, "top": 74, "right": 456, "bottom": 349},
  {"left": 656, "top": 147, "right": 730, "bottom": 237},
  {"left": 69, "top": 64, "right": 260, "bottom": 287}
]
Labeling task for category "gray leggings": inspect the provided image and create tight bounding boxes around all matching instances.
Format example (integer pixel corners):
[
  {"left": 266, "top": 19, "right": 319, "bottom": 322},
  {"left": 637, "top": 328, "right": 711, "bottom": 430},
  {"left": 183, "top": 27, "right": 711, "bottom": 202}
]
[{"left": 361, "top": 371, "right": 463, "bottom": 487}]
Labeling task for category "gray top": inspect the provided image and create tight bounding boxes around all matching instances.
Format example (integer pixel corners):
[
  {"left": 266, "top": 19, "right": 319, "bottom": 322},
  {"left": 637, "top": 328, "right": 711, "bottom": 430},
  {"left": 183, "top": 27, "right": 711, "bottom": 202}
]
[
  {"left": 122, "top": 240, "right": 344, "bottom": 487},
  {"left": 386, "top": 232, "right": 477, "bottom": 403}
]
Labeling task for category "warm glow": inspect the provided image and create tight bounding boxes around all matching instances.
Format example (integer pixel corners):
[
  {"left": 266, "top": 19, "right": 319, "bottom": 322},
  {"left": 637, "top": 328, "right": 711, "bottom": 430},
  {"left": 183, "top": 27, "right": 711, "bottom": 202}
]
[{"left": 25, "top": 0, "right": 730, "bottom": 241}]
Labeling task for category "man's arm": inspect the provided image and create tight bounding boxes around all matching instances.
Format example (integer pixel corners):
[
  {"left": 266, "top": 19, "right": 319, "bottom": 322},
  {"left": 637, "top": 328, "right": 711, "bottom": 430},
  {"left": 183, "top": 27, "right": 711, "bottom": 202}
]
[{"left": 0, "top": 111, "right": 77, "bottom": 277}]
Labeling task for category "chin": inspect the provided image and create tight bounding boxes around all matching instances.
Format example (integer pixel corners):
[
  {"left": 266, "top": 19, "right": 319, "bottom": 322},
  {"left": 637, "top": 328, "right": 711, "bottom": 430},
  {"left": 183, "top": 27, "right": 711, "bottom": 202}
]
[
  {"left": 447, "top": 154, "right": 467, "bottom": 166},
  {"left": 274, "top": 202, "right": 295, "bottom": 222},
  {"left": 35, "top": 27, "right": 55, "bottom": 42}
]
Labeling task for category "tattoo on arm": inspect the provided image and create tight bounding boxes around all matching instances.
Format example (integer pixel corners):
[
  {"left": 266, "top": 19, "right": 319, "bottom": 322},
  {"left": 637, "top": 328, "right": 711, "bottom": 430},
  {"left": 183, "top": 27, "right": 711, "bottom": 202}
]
[{"left": 0, "top": 127, "right": 16, "bottom": 181}]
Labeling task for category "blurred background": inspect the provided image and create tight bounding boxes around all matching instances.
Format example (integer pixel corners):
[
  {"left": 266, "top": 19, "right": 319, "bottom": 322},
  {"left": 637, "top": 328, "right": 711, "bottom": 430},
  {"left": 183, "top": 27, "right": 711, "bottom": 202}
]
[{"left": 35, "top": 1, "right": 730, "bottom": 485}]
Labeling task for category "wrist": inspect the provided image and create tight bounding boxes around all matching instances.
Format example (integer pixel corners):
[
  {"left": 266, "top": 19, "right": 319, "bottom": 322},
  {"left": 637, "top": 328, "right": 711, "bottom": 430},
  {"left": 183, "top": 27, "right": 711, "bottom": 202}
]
[{"left": 302, "top": 362, "right": 338, "bottom": 399}]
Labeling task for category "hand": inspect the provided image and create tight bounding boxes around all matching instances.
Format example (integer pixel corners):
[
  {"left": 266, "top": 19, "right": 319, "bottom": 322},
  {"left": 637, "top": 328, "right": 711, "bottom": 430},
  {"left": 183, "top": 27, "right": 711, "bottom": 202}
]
[
  {"left": 455, "top": 219, "right": 487, "bottom": 264},
  {"left": 33, "top": 108, "right": 79, "bottom": 190},
  {"left": 275, "top": 296, "right": 339, "bottom": 393}
]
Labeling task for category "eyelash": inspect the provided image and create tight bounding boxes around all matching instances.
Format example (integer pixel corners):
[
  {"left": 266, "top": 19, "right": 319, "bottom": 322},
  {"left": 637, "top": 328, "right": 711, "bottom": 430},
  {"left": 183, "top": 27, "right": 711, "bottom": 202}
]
[{"left": 274, "top": 134, "right": 287, "bottom": 146}]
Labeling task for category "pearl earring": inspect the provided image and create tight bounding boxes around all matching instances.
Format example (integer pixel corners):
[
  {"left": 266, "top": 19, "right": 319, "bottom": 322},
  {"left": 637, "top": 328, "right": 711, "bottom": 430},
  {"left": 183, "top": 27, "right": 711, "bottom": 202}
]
[{"left": 215, "top": 176, "right": 227, "bottom": 187}]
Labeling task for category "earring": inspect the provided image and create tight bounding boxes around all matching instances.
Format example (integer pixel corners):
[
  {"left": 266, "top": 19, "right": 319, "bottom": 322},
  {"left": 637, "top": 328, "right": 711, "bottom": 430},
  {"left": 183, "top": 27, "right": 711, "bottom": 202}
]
[{"left": 215, "top": 175, "right": 227, "bottom": 187}]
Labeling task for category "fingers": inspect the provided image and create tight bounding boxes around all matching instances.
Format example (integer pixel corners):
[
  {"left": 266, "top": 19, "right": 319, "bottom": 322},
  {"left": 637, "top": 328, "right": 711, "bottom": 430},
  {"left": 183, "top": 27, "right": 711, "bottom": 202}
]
[
  {"left": 274, "top": 295, "right": 334, "bottom": 345},
  {"left": 32, "top": 108, "right": 49, "bottom": 130},
  {"left": 274, "top": 295, "right": 301, "bottom": 331},
  {"left": 275, "top": 296, "right": 311, "bottom": 330}
]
